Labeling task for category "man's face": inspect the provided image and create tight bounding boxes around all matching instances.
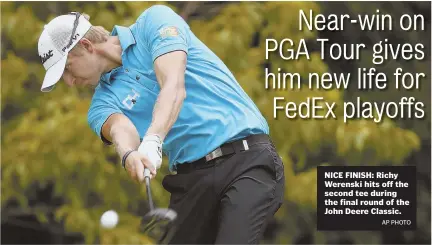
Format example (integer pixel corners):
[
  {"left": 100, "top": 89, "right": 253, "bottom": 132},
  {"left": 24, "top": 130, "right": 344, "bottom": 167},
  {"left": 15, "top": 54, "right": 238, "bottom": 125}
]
[{"left": 62, "top": 41, "right": 102, "bottom": 88}]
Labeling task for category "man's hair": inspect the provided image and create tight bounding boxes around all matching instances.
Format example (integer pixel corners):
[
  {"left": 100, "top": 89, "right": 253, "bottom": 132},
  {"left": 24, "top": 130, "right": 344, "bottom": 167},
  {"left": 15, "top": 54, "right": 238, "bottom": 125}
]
[{"left": 71, "top": 13, "right": 110, "bottom": 53}]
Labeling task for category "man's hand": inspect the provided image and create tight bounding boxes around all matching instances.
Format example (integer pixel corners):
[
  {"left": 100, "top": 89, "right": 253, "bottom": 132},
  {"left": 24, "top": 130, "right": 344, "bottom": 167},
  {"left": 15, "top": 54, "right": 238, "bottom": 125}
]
[
  {"left": 137, "top": 134, "right": 163, "bottom": 172},
  {"left": 124, "top": 151, "right": 157, "bottom": 182},
  {"left": 101, "top": 113, "right": 159, "bottom": 182}
]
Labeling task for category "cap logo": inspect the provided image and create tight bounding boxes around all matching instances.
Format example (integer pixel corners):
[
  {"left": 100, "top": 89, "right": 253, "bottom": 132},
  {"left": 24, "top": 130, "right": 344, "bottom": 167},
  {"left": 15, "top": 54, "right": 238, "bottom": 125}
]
[
  {"left": 40, "top": 50, "right": 54, "bottom": 64},
  {"left": 62, "top": 33, "right": 80, "bottom": 52}
]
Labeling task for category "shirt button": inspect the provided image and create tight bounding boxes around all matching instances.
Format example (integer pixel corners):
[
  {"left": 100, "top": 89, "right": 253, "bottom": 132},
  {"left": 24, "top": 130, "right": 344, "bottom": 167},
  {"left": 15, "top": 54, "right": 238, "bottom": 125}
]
[
  {"left": 125, "top": 69, "right": 129, "bottom": 73},
  {"left": 136, "top": 75, "right": 140, "bottom": 80}
]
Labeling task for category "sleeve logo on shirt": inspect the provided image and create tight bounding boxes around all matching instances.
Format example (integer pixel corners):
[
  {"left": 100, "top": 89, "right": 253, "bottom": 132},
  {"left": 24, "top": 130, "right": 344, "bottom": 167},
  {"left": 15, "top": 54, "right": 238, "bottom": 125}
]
[{"left": 158, "top": 26, "right": 179, "bottom": 38}]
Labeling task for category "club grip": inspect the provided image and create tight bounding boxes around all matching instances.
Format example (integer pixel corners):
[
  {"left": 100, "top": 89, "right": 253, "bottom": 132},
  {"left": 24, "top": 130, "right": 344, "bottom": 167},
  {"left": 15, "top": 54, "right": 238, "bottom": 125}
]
[{"left": 144, "top": 168, "right": 151, "bottom": 178}]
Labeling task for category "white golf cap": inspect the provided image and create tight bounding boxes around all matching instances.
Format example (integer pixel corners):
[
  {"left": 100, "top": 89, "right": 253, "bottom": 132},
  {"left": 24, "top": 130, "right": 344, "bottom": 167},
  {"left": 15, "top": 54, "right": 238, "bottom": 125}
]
[{"left": 38, "top": 13, "right": 92, "bottom": 92}]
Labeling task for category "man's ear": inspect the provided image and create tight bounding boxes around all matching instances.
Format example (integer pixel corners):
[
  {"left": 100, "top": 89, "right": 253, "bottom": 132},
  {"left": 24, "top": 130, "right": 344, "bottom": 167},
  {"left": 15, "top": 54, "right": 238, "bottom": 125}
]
[{"left": 79, "top": 38, "right": 94, "bottom": 52}]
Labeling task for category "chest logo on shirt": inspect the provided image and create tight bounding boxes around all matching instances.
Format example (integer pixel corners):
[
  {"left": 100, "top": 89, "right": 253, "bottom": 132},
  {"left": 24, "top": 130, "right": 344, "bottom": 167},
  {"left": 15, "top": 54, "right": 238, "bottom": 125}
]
[{"left": 122, "top": 89, "right": 140, "bottom": 110}]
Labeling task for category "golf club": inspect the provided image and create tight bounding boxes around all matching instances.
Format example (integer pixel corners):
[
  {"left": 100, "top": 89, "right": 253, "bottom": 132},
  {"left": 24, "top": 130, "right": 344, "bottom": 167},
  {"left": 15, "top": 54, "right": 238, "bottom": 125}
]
[{"left": 140, "top": 168, "right": 177, "bottom": 244}]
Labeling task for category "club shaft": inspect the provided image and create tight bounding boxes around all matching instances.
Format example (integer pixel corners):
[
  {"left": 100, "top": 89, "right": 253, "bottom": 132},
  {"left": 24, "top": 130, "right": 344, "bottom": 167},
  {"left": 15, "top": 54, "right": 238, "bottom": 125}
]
[{"left": 145, "top": 176, "right": 155, "bottom": 211}]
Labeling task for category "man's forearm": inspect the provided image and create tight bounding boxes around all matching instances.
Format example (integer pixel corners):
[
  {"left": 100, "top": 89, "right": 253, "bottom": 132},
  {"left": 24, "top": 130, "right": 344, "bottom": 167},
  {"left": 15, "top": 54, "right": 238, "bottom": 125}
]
[
  {"left": 110, "top": 123, "right": 141, "bottom": 158},
  {"left": 146, "top": 82, "right": 186, "bottom": 141}
]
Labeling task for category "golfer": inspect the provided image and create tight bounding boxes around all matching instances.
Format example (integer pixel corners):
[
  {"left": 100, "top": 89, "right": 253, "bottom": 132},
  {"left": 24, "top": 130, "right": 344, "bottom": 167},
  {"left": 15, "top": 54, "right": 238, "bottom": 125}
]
[{"left": 38, "top": 5, "right": 285, "bottom": 244}]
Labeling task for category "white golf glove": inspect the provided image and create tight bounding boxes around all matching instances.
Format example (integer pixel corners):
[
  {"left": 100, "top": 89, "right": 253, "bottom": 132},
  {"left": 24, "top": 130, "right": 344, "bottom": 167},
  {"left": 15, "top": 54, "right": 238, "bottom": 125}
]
[{"left": 137, "top": 134, "right": 163, "bottom": 177}]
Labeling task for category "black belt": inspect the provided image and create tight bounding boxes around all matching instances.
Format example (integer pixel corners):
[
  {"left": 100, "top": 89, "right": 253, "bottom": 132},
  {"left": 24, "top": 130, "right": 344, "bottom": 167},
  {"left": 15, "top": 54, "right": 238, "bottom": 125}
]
[{"left": 174, "top": 134, "right": 271, "bottom": 173}]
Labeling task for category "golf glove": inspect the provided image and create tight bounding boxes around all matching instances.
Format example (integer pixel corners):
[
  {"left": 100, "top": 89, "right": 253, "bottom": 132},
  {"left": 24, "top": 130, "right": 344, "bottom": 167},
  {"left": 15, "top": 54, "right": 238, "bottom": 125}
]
[{"left": 138, "top": 134, "right": 163, "bottom": 171}]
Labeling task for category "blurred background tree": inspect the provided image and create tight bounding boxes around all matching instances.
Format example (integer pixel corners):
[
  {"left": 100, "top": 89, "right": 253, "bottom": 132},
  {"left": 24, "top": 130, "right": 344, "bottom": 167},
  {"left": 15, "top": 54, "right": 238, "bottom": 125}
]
[{"left": 1, "top": 1, "right": 430, "bottom": 244}]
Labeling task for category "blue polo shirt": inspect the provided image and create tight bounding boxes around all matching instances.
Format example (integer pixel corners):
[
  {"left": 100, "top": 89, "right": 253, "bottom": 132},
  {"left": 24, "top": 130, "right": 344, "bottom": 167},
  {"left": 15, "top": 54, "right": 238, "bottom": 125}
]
[{"left": 87, "top": 5, "right": 269, "bottom": 171}]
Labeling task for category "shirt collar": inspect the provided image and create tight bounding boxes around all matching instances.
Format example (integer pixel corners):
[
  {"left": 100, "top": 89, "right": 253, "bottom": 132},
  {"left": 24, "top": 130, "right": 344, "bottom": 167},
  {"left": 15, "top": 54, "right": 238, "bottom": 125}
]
[
  {"left": 100, "top": 25, "right": 136, "bottom": 84},
  {"left": 111, "top": 25, "right": 136, "bottom": 51}
]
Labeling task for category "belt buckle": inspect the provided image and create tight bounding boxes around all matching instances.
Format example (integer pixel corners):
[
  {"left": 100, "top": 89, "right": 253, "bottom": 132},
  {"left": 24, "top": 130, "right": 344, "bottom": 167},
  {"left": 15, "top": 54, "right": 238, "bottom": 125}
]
[{"left": 205, "top": 147, "right": 222, "bottom": 162}]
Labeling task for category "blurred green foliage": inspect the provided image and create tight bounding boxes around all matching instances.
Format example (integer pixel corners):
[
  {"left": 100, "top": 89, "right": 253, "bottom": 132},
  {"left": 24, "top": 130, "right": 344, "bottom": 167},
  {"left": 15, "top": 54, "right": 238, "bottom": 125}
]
[{"left": 1, "top": 1, "right": 430, "bottom": 244}]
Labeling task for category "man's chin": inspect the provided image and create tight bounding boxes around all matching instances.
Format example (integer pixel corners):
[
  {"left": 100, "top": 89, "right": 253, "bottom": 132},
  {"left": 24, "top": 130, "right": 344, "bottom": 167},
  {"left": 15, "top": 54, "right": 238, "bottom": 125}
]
[
  {"left": 75, "top": 83, "right": 98, "bottom": 91},
  {"left": 85, "top": 83, "right": 98, "bottom": 89},
  {"left": 85, "top": 80, "right": 101, "bottom": 89}
]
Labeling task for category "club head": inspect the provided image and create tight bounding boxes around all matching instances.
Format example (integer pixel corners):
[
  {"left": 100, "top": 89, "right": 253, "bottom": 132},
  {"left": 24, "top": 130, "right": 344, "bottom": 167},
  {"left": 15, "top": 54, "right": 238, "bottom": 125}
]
[{"left": 140, "top": 208, "right": 177, "bottom": 244}]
